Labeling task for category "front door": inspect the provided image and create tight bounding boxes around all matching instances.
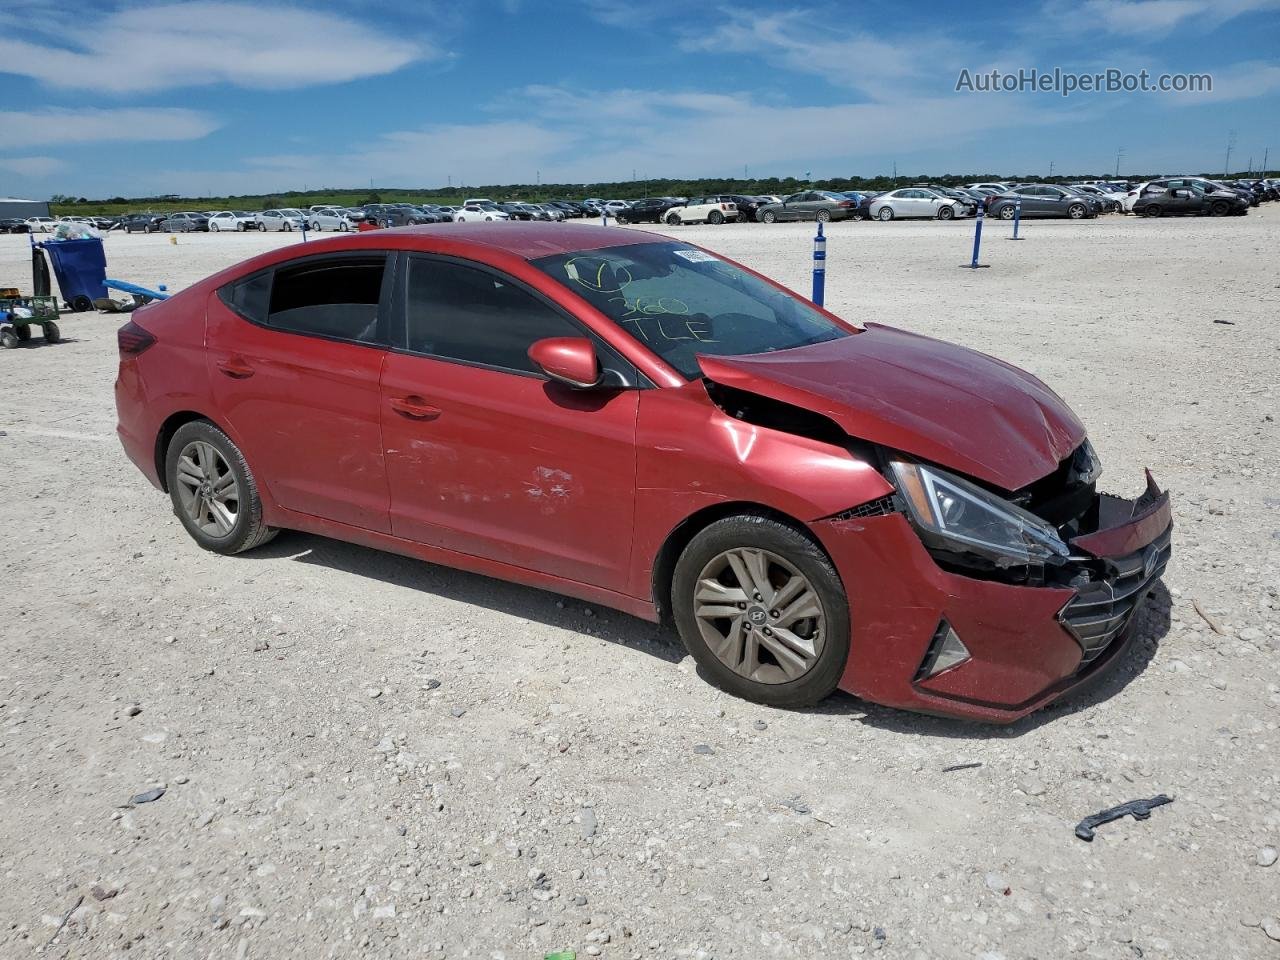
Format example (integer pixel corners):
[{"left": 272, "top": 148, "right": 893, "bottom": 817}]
[
  {"left": 380, "top": 254, "right": 640, "bottom": 591},
  {"left": 206, "top": 253, "right": 394, "bottom": 532}
]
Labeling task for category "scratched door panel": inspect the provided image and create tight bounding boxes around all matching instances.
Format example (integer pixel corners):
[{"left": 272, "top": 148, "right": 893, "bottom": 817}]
[{"left": 381, "top": 352, "right": 639, "bottom": 591}]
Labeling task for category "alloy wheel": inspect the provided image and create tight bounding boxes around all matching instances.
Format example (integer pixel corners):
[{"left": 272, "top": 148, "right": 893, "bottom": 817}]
[
  {"left": 692, "top": 547, "right": 826, "bottom": 684},
  {"left": 174, "top": 440, "right": 240, "bottom": 538}
]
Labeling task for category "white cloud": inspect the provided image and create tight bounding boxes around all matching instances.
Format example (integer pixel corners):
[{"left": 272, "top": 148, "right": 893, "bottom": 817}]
[
  {"left": 0, "top": 107, "right": 219, "bottom": 146},
  {"left": 1049, "top": 0, "right": 1280, "bottom": 36},
  {"left": 0, "top": 2, "right": 428, "bottom": 93},
  {"left": 0, "top": 156, "right": 68, "bottom": 177},
  {"left": 679, "top": 10, "right": 960, "bottom": 100}
]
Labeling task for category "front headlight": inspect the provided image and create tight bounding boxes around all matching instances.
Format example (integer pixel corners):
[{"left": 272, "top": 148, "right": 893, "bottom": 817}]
[
  {"left": 890, "top": 460, "right": 1069, "bottom": 567},
  {"left": 1072, "top": 439, "right": 1102, "bottom": 485}
]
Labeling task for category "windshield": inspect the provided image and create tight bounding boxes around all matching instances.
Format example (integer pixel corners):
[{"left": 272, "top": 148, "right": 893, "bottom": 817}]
[{"left": 531, "top": 241, "right": 852, "bottom": 379}]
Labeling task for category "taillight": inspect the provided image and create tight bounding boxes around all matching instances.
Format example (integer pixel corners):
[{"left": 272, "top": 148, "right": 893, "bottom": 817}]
[
  {"left": 838, "top": 200, "right": 853, "bottom": 207},
  {"left": 117, "top": 319, "right": 156, "bottom": 357}
]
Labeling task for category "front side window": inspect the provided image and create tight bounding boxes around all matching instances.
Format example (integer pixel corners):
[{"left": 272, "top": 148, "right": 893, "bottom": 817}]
[
  {"left": 404, "top": 258, "right": 582, "bottom": 374},
  {"left": 256, "top": 256, "right": 386, "bottom": 342},
  {"left": 532, "top": 241, "right": 852, "bottom": 379}
]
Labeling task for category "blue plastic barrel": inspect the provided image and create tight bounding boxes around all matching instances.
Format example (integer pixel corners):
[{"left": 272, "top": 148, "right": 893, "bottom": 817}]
[{"left": 40, "top": 238, "right": 108, "bottom": 311}]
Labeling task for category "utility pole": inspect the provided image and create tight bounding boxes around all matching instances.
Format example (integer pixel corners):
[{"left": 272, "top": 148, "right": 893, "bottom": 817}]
[
  {"left": 1263, "top": 147, "right": 1270, "bottom": 174},
  {"left": 892, "top": 160, "right": 897, "bottom": 181},
  {"left": 536, "top": 170, "right": 540, "bottom": 185},
  {"left": 1048, "top": 160, "right": 1055, "bottom": 179},
  {"left": 1115, "top": 146, "right": 1124, "bottom": 178},
  {"left": 1224, "top": 130, "right": 1236, "bottom": 177}
]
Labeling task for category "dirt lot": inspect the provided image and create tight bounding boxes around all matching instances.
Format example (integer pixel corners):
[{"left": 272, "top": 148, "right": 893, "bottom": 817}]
[{"left": 1, "top": 214, "right": 1277, "bottom": 960}]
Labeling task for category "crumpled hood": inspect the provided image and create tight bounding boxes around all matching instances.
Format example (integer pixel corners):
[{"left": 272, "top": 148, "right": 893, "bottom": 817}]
[{"left": 697, "top": 323, "right": 1086, "bottom": 491}]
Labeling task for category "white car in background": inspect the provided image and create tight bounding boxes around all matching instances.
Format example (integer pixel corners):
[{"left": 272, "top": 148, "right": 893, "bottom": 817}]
[
  {"left": 662, "top": 197, "right": 739, "bottom": 225},
  {"left": 25, "top": 216, "right": 56, "bottom": 232},
  {"left": 454, "top": 203, "right": 510, "bottom": 223},
  {"left": 602, "top": 200, "right": 631, "bottom": 216},
  {"left": 307, "top": 209, "right": 355, "bottom": 232},
  {"left": 257, "top": 209, "right": 307, "bottom": 232},
  {"left": 207, "top": 211, "right": 258, "bottom": 232},
  {"left": 869, "top": 188, "right": 967, "bottom": 221}
]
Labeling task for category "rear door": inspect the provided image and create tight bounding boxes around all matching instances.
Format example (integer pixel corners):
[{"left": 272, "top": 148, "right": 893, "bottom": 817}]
[
  {"left": 206, "top": 252, "right": 395, "bottom": 532},
  {"left": 380, "top": 254, "right": 640, "bottom": 590}
]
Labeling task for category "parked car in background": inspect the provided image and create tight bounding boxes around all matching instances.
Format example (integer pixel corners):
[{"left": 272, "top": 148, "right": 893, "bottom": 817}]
[
  {"left": 869, "top": 188, "right": 969, "bottom": 221},
  {"left": 706, "top": 194, "right": 767, "bottom": 222},
  {"left": 115, "top": 222, "right": 1171, "bottom": 722},
  {"left": 757, "top": 191, "right": 857, "bottom": 223},
  {"left": 306, "top": 209, "right": 356, "bottom": 231},
  {"left": 988, "top": 185, "right": 1098, "bottom": 220},
  {"left": 663, "top": 197, "right": 739, "bottom": 225},
  {"left": 164, "top": 212, "right": 210, "bottom": 233},
  {"left": 549, "top": 201, "right": 587, "bottom": 218},
  {"left": 25, "top": 216, "right": 57, "bottom": 233},
  {"left": 1068, "top": 185, "right": 1121, "bottom": 212},
  {"left": 1132, "top": 184, "right": 1248, "bottom": 218},
  {"left": 616, "top": 198, "right": 679, "bottom": 224},
  {"left": 968, "top": 182, "right": 1012, "bottom": 193},
  {"left": 119, "top": 212, "right": 168, "bottom": 234},
  {"left": 1125, "top": 177, "right": 1254, "bottom": 213},
  {"left": 208, "top": 211, "right": 259, "bottom": 232},
  {"left": 498, "top": 202, "right": 536, "bottom": 221},
  {"left": 0, "top": 217, "right": 31, "bottom": 233},
  {"left": 257, "top": 209, "right": 307, "bottom": 232},
  {"left": 454, "top": 203, "right": 510, "bottom": 223},
  {"left": 534, "top": 204, "right": 565, "bottom": 221},
  {"left": 423, "top": 205, "right": 454, "bottom": 222}
]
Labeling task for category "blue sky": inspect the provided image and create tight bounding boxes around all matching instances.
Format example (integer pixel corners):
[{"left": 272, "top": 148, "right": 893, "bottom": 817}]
[{"left": 1, "top": 0, "right": 1278, "bottom": 198}]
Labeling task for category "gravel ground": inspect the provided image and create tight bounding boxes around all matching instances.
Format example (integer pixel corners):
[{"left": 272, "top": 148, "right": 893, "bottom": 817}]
[{"left": 1, "top": 214, "right": 1277, "bottom": 960}]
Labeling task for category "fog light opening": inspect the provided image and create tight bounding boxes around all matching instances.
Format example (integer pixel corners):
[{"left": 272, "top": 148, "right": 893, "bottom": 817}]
[{"left": 915, "top": 620, "right": 971, "bottom": 681}]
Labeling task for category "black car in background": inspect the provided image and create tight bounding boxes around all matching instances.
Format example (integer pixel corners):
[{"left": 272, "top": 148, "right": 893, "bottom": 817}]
[
  {"left": 616, "top": 197, "right": 679, "bottom": 224},
  {"left": 120, "top": 212, "right": 169, "bottom": 233},
  {"left": 0, "top": 217, "right": 31, "bottom": 233},
  {"left": 548, "top": 200, "right": 587, "bottom": 218},
  {"left": 361, "top": 203, "right": 437, "bottom": 226},
  {"left": 498, "top": 202, "right": 536, "bottom": 220},
  {"left": 1133, "top": 185, "right": 1249, "bottom": 217}
]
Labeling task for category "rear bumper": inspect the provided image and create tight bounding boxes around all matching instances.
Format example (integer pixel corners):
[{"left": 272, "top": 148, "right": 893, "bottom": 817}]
[{"left": 824, "top": 473, "right": 1172, "bottom": 723}]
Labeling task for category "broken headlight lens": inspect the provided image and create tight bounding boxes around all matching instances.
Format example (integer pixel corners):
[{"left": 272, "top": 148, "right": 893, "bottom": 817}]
[
  {"left": 1072, "top": 439, "right": 1102, "bottom": 485},
  {"left": 890, "top": 460, "right": 1070, "bottom": 567}
]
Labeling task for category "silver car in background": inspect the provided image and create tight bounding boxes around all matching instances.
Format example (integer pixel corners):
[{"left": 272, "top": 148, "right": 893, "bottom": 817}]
[
  {"left": 307, "top": 208, "right": 356, "bottom": 231},
  {"left": 869, "top": 188, "right": 969, "bottom": 221},
  {"left": 257, "top": 209, "right": 307, "bottom": 232}
]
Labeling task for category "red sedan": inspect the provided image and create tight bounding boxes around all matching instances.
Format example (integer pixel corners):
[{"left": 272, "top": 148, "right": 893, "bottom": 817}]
[{"left": 114, "top": 223, "right": 1171, "bottom": 722}]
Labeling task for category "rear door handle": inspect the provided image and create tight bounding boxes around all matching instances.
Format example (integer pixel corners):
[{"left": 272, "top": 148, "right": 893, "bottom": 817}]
[
  {"left": 216, "top": 357, "right": 255, "bottom": 379},
  {"left": 389, "top": 395, "right": 442, "bottom": 420}
]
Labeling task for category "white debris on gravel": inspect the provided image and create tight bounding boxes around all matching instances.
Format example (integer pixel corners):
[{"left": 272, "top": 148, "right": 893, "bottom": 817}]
[{"left": 0, "top": 217, "right": 1277, "bottom": 958}]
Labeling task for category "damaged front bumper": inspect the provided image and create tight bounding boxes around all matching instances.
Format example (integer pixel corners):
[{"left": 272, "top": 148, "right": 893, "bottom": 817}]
[{"left": 822, "top": 472, "right": 1172, "bottom": 723}]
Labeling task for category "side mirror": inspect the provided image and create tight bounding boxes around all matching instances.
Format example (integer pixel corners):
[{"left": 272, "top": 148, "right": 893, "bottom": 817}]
[{"left": 528, "top": 337, "right": 602, "bottom": 389}]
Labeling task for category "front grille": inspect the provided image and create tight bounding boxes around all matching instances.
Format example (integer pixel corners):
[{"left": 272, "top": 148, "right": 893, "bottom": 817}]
[
  {"left": 1058, "top": 525, "right": 1172, "bottom": 665},
  {"left": 829, "top": 496, "right": 898, "bottom": 522}
]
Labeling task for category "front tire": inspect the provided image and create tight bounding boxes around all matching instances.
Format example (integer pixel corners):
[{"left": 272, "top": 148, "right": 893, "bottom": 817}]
[
  {"left": 937, "top": 205, "right": 955, "bottom": 220},
  {"left": 665, "top": 212, "right": 682, "bottom": 226},
  {"left": 671, "top": 514, "right": 849, "bottom": 708},
  {"left": 165, "top": 421, "right": 278, "bottom": 555},
  {"left": 43, "top": 321, "right": 60, "bottom": 343},
  {"left": 210, "top": 223, "right": 220, "bottom": 232},
  {"left": 1068, "top": 203, "right": 1087, "bottom": 219},
  {"left": 1209, "top": 201, "right": 1228, "bottom": 217},
  {"left": 998, "top": 205, "right": 1015, "bottom": 220},
  {"left": 761, "top": 211, "right": 777, "bottom": 224},
  {"left": 877, "top": 207, "right": 894, "bottom": 221},
  {"left": 14, "top": 325, "right": 32, "bottom": 342}
]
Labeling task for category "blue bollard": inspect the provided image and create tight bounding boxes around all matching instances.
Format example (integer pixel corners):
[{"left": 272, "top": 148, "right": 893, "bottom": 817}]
[
  {"left": 811, "top": 221, "right": 826, "bottom": 306},
  {"left": 962, "top": 206, "right": 990, "bottom": 269},
  {"left": 300, "top": 220, "right": 308, "bottom": 243},
  {"left": 1009, "top": 198, "right": 1023, "bottom": 240},
  {"left": 601, "top": 207, "right": 609, "bottom": 227}
]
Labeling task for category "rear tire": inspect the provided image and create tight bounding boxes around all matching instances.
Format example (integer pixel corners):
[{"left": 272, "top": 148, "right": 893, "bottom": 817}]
[
  {"left": 43, "top": 321, "right": 60, "bottom": 344},
  {"left": 1144, "top": 205, "right": 1162, "bottom": 218},
  {"left": 15, "top": 324, "right": 32, "bottom": 342},
  {"left": 816, "top": 209, "right": 831, "bottom": 222},
  {"left": 0, "top": 331, "right": 17, "bottom": 350},
  {"left": 165, "top": 421, "right": 278, "bottom": 556},
  {"left": 708, "top": 210, "right": 724, "bottom": 225},
  {"left": 671, "top": 514, "right": 849, "bottom": 708}
]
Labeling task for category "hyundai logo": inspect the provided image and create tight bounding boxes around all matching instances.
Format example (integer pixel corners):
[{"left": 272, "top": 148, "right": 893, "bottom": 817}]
[{"left": 748, "top": 607, "right": 767, "bottom": 624}]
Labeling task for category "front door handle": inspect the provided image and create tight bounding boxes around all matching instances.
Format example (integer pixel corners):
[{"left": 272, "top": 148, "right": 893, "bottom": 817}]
[
  {"left": 216, "top": 357, "right": 255, "bottom": 379},
  {"left": 389, "top": 395, "right": 442, "bottom": 420}
]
